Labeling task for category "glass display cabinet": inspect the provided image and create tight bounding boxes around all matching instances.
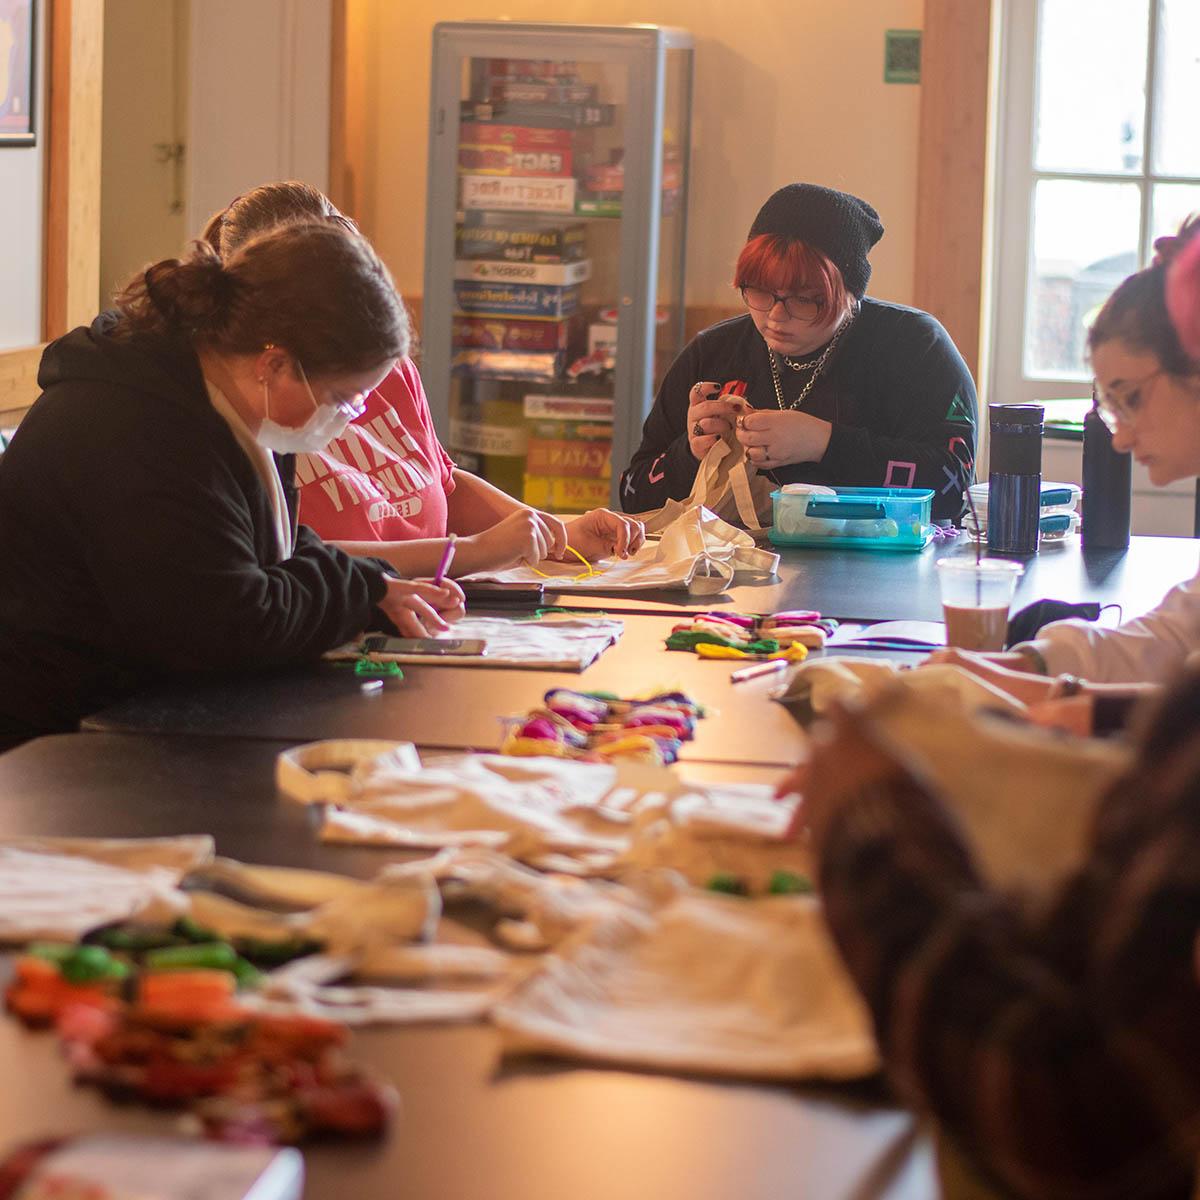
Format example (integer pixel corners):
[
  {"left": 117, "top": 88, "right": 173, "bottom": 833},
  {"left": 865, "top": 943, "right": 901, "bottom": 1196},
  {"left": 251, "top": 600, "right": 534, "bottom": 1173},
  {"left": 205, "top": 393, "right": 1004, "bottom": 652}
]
[{"left": 422, "top": 21, "right": 694, "bottom": 511}]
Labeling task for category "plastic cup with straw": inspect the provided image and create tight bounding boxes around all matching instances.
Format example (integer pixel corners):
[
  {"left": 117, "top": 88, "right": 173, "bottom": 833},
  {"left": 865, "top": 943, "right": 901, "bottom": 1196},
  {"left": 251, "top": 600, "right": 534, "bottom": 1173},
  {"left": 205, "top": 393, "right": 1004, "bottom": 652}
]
[{"left": 936, "top": 493, "right": 1023, "bottom": 652}]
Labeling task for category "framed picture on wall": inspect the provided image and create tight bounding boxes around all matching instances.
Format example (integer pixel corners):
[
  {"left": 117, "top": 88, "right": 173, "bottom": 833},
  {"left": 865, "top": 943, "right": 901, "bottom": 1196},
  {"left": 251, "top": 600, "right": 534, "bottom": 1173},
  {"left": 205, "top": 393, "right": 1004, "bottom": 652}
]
[{"left": 0, "top": 0, "right": 35, "bottom": 147}]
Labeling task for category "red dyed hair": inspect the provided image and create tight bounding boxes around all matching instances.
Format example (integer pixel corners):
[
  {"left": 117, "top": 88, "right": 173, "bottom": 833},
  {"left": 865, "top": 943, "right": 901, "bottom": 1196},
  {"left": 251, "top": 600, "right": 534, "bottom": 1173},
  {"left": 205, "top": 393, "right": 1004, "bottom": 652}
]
[{"left": 734, "top": 234, "right": 849, "bottom": 327}]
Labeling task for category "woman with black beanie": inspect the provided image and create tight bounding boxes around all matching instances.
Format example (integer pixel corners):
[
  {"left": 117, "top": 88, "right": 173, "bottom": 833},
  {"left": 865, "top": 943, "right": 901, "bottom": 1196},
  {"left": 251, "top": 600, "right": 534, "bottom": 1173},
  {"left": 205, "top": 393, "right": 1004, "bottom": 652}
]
[{"left": 618, "top": 182, "right": 978, "bottom": 523}]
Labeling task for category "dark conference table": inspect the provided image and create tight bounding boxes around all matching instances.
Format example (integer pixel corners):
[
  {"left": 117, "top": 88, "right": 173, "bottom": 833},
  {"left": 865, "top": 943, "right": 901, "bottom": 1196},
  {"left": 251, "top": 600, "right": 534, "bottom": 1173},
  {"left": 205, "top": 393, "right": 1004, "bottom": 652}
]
[
  {"left": 0, "top": 734, "right": 938, "bottom": 1200},
  {"left": 540, "top": 534, "right": 1200, "bottom": 621},
  {"left": 84, "top": 536, "right": 1197, "bottom": 754},
  {"left": 12, "top": 535, "right": 1192, "bottom": 1197},
  {"left": 85, "top": 612, "right": 808, "bottom": 765}
]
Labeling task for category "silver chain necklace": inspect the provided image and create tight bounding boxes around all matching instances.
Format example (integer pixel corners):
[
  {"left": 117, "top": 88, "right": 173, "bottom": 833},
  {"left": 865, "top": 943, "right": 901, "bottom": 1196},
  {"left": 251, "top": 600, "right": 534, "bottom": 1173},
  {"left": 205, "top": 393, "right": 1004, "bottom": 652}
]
[{"left": 767, "top": 312, "right": 853, "bottom": 411}]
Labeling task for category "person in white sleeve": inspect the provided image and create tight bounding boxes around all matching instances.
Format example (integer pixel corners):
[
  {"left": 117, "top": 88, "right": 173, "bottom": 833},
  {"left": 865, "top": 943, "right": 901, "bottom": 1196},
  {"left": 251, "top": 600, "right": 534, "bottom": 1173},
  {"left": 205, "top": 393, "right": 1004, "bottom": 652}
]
[{"left": 932, "top": 215, "right": 1200, "bottom": 734}]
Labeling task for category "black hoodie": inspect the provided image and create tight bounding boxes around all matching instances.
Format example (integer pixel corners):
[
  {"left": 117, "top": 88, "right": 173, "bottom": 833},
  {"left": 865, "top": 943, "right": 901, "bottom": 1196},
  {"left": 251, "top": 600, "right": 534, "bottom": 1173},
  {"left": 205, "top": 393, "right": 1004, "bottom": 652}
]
[{"left": 0, "top": 314, "right": 392, "bottom": 736}]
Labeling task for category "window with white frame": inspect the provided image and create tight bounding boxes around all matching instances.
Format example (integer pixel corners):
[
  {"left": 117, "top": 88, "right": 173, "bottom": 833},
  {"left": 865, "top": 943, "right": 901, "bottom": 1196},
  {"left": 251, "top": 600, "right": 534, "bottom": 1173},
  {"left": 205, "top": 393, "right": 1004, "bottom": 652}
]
[{"left": 991, "top": 0, "right": 1200, "bottom": 408}]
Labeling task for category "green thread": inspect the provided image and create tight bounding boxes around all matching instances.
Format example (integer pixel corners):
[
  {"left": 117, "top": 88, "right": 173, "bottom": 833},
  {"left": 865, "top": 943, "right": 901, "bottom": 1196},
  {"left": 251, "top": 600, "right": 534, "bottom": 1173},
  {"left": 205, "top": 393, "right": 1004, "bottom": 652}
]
[
  {"left": 665, "top": 630, "right": 781, "bottom": 654},
  {"left": 767, "top": 870, "right": 814, "bottom": 895},
  {"left": 354, "top": 659, "right": 403, "bottom": 678},
  {"left": 706, "top": 873, "right": 749, "bottom": 896}
]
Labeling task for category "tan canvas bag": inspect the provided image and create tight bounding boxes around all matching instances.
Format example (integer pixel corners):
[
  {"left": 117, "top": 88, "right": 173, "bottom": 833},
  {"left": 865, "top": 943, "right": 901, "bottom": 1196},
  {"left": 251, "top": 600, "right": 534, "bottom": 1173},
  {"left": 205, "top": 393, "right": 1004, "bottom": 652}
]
[{"left": 636, "top": 433, "right": 775, "bottom": 534}]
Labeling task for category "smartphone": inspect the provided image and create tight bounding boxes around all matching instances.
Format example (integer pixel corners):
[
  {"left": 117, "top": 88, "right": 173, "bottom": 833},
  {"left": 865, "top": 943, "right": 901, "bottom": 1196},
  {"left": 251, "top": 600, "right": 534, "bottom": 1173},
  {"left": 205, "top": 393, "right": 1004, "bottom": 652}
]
[
  {"left": 460, "top": 581, "right": 544, "bottom": 606},
  {"left": 363, "top": 635, "right": 487, "bottom": 657}
]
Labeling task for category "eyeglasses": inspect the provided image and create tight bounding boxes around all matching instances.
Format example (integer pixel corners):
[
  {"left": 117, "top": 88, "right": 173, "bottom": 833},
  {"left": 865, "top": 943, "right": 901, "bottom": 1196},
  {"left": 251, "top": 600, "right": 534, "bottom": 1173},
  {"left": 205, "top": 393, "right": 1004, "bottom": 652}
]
[
  {"left": 294, "top": 359, "right": 369, "bottom": 419},
  {"left": 740, "top": 286, "right": 825, "bottom": 323},
  {"left": 1093, "top": 368, "right": 1166, "bottom": 433}
]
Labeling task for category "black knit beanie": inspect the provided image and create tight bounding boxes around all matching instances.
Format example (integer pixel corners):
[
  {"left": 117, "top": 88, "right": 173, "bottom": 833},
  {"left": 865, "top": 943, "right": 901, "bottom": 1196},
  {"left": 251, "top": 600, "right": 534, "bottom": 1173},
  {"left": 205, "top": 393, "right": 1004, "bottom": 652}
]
[{"left": 747, "top": 183, "right": 884, "bottom": 299}]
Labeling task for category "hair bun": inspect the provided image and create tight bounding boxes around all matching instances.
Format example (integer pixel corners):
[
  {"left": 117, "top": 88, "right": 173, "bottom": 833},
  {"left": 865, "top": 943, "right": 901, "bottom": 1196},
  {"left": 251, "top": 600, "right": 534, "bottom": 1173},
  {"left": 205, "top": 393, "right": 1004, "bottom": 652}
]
[
  {"left": 143, "top": 244, "right": 240, "bottom": 334},
  {"left": 1166, "top": 218, "right": 1200, "bottom": 360},
  {"left": 1153, "top": 233, "right": 1185, "bottom": 269},
  {"left": 1154, "top": 214, "right": 1200, "bottom": 269}
]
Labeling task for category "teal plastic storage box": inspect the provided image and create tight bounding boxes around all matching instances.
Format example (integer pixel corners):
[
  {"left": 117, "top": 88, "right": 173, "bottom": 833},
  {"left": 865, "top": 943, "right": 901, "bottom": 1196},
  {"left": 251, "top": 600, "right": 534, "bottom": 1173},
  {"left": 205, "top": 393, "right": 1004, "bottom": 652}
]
[{"left": 769, "top": 486, "right": 935, "bottom": 551}]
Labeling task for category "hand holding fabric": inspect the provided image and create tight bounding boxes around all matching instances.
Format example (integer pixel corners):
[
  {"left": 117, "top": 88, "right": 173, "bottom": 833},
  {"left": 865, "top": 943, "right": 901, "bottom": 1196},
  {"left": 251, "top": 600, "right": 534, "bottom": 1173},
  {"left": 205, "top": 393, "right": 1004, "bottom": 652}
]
[
  {"left": 687, "top": 382, "right": 742, "bottom": 461},
  {"left": 563, "top": 509, "right": 646, "bottom": 561},
  {"left": 469, "top": 509, "right": 568, "bottom": 571},
  {"left": 735, "top": 408, "right": 833, "bottom": 470}
]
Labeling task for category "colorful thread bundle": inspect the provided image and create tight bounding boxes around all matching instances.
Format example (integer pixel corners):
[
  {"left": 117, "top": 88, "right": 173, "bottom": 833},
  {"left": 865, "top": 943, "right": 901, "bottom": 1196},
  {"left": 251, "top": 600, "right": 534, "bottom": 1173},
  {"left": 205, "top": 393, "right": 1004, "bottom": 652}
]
[
  {"left": 665, "top": 611, "right": 831, "bottom": 662},
  {"left": 501, "top": 689, "right": 704, "bottom": 765}
]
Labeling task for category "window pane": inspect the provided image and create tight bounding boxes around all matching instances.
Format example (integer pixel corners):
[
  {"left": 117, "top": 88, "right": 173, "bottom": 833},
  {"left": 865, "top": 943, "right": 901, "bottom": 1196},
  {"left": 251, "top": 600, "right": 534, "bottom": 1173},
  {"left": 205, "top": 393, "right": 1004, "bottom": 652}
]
[
  {"left": 1034, "top": 0, "right": 1149, "bottom": 175},
  {"left": 1153, "top": 0, "right": 1200, "bottom": 176},
  {"left": 1152, "top": 183, "right": 1200, "bottom": 247},
  {"left": 1025, "top": 180, "right": 1141, "bottom": 379}
]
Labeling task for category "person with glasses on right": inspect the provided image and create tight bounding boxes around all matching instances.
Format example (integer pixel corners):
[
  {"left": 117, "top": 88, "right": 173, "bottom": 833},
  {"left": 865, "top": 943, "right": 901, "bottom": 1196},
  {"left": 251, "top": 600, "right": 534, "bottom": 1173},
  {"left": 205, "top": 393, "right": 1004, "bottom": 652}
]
[
  {"left": 930, "top": 216, "right": 1200, "bottom": 736},
  {"left": 771, "top": 215, "right": 1200, "bottom": 1200},
  {"left": 618, "top": 182, "right": 978, "bottom": 522}
]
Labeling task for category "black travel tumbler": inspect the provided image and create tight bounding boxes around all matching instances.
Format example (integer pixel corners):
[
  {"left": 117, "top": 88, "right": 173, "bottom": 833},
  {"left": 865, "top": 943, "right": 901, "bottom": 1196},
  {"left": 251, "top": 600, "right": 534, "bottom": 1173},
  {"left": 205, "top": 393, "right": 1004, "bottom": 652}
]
[
  {"left": 987, "top": 403, "right": 1044, "bottom": 555},
  {"left": 1081, "top": 392, "right": 1132, "bottom": 550}
]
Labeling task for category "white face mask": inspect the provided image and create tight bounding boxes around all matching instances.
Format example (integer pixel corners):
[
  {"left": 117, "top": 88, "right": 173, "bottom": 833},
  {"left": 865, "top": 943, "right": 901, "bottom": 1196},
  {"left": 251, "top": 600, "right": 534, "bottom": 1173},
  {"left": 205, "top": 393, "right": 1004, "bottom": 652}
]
[{"left": 256, "top": 368, "right": 356, "bottom": 455}]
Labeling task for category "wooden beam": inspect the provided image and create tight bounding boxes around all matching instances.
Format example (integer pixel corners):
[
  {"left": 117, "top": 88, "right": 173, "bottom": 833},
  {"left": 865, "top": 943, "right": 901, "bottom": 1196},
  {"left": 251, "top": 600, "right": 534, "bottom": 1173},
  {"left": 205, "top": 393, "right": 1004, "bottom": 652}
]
[
  {"left": 913, "top": 0, "right": 993, "bottom": 382},
  {"left": 2, "top": 0, "right": 103, "bottom": 422},
  {"left": 328, "top": 0, "right": 350, "bottom": 213},
  {"left": 0, "top": 345, "right": 45, "bottom": 428},
  {"left": 42, "top": 0, "right": 104, "bottom": 341}
]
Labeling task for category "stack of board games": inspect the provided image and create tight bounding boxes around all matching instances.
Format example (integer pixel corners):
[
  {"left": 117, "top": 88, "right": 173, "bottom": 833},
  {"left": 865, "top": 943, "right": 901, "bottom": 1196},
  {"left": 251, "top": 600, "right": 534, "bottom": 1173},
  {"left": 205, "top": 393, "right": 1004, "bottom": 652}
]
[
  {"left": 458, "top": 56, "right": 613, "bottom": 223},
  {"left": 578, "top": 142, "right": 685, "bottom": 217},
  {"left": 457, "top": 58, "right": 616, "bottom": 223},
  {"left": 522, "top": 393, "right": 614, "bottom": 513},
  {"left": 449, "top": 57, "right": 624, "bottom": 507},
  {"left": 451, "top": 221, "right": 589, "bottom": 382},
  {"left": 447, "top": 394, "right": 529, "bottom": 500},
  {"left": 454, "top": 57, "right": 614, "bottom": 383}
]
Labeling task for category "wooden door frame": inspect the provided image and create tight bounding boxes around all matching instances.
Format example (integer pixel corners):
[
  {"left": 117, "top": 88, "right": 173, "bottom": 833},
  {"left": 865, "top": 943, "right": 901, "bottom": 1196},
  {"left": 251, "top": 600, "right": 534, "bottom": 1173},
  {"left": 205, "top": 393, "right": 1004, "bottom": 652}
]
[
  {"left": 913, "top": 0, "right": 995, "bottom": 393},
  {"left": 0, "top": 0, "right": 103, "bottom": 429}
]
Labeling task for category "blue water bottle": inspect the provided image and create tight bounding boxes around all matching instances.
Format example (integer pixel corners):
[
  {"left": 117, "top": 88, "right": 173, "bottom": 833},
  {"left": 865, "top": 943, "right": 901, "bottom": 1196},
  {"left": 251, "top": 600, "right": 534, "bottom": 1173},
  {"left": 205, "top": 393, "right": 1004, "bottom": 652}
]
[{"left": 987, "top": 403, "right": 1043, "bottom": 555}]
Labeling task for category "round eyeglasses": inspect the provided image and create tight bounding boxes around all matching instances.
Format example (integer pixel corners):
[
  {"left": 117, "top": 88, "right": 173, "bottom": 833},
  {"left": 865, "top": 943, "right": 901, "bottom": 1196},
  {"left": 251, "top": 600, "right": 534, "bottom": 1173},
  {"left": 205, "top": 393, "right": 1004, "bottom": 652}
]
[
  {"left": 740, "top": 285, "right": 825, "bottom": 323},
  {"left": 295, "top": 359, "right": 369, "bottom": 419},
  {"left": 1093, "top": 368, "right": 1166, "bottom": 433}
]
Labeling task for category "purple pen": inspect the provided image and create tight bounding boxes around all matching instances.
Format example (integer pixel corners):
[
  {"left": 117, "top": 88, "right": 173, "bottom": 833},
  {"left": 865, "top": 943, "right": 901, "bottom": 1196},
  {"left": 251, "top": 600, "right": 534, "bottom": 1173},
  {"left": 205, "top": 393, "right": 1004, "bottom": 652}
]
[{"left": 433, "top": 533, "right": 457, "bottom": 585}]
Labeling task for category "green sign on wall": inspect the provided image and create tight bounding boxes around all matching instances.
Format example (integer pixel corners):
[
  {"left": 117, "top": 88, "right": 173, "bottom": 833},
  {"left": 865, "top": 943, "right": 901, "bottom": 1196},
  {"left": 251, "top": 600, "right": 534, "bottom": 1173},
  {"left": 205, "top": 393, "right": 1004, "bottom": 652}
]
[{"left": 884, "top": 29, "right": 922, "bottom": 84}]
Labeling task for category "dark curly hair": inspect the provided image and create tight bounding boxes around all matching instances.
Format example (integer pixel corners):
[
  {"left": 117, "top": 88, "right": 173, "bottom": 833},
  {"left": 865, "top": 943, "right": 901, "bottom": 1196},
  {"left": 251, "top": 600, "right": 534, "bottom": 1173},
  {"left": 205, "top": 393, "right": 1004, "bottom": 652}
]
[
  {"left": 112, "top": 221, "right": 409, "bottom": 376},
  {"left": 1088, "top": 216, "right": 1200, "bottom": 376}
]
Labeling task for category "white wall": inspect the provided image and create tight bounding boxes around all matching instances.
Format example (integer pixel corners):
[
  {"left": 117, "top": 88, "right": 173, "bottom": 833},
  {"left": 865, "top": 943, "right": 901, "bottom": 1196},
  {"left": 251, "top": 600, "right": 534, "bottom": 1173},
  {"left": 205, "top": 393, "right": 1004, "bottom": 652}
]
[
  {"left": 100, "top": 0, "right": 189, "bottom": 308},
  {"left": 347, "top": 0, "right": 925, "bottom": 308},
  {"left": 0, "top": 0, "right": 45, "bottom": 349},
  {"left": 185, "top": 0, "right": 331, "bottom": 237}
]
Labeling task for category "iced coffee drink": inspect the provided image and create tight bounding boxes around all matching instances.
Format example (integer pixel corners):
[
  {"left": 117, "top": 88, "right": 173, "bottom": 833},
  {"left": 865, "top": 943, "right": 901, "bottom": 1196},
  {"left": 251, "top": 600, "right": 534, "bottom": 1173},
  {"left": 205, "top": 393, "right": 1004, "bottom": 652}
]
[{"left": 936, "top": 558, "right": 1024, "bottom": 652}]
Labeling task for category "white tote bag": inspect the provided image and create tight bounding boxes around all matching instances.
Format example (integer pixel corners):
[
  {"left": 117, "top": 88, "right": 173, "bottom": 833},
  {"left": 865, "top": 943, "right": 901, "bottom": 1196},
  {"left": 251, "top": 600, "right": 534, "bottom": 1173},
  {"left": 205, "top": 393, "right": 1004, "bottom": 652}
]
[
  {"left": 462, "top": 504, "right": 778, "bottom": 595},
  {"left": 637, "top": 432, "right": 775, "bottom": 535}
]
